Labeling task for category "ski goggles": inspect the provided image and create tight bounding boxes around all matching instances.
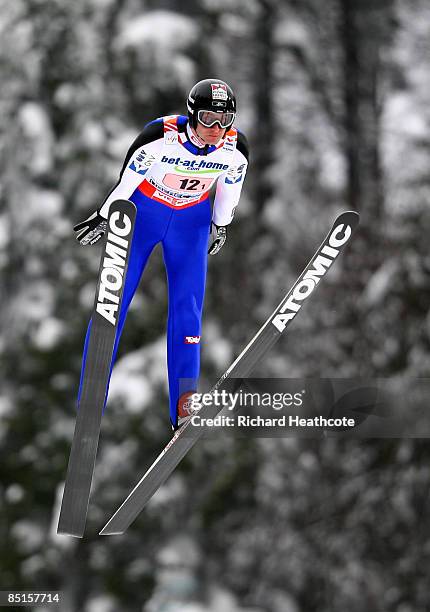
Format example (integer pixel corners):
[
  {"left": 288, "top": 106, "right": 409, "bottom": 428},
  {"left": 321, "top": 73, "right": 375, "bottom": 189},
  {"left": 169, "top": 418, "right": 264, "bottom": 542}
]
[{"left": 197, "top": 110, "right": 235, "bottom": 128}]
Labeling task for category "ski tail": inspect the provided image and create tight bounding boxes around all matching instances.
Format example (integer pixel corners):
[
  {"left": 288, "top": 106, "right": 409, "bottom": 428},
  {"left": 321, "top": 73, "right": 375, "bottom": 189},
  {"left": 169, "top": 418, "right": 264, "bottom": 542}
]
[
  {"left": 57, "top": 199, "right": 137, "bottom": 537},
  {"left": 99, "top": 210, "right": 360, "bottom": 536}
]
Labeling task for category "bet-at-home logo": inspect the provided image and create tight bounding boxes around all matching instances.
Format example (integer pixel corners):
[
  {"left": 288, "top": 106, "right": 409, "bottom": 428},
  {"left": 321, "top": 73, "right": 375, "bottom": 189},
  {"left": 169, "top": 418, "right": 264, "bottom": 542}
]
[{"left": 161, "top": 156, "right": 228, "bottom": 173}]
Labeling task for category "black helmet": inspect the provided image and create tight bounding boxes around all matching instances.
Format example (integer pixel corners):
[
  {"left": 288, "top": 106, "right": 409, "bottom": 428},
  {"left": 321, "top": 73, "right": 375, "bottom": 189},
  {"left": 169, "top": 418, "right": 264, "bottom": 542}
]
[{"left": 187, "top": 78, "right": 236, "bottom": 129}]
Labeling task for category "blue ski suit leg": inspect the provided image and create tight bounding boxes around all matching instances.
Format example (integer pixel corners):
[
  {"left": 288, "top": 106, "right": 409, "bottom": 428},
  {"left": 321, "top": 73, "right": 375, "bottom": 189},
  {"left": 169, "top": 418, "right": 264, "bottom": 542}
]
[
  {"left": 77, "top": 189, "right": 211, "bottom": 427},
  {"left": 162, "top": 197, "right": 212, "bottom": 426}
]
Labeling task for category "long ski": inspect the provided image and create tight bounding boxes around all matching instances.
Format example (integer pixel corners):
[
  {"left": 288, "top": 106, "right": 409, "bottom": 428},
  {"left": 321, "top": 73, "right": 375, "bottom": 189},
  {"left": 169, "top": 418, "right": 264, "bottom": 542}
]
[
  {"left": 100, "top": 210, "right": 360, "bottom": 536},
  {"left": 58, "top": 199, "right": 137, "bottom": 537}
]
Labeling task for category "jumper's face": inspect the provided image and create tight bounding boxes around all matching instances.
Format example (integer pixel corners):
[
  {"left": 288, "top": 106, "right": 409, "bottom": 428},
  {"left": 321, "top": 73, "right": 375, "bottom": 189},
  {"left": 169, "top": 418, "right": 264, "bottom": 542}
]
[{"left": 195, "top": 121, "right": 224, "bottom": 145}]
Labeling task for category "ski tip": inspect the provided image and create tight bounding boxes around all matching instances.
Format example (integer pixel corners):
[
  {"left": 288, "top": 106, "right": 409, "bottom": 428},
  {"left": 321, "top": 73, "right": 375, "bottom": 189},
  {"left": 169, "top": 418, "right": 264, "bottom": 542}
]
[
  {"left": 110, "top": 199, "right": 137, "bottom": 214},
  {"left": 334, "top": 210, "right": 360, "bottom": 230}
]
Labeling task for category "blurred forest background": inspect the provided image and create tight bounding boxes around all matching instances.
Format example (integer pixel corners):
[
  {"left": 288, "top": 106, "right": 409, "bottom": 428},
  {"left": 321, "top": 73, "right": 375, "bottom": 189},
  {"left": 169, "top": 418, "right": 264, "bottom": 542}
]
[{"left": 1, "top": 0, "right": 430, "bottom": 610}]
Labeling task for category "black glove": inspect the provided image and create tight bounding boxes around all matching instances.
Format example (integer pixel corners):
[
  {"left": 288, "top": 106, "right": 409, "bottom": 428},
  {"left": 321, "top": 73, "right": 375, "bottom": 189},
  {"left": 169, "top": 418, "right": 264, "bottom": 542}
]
[
  {"left": 74, "top": 211, "right": 107, "bottom": 246},
  {"left": 208, "top": 223, "right": 227, "bottom": 256}
]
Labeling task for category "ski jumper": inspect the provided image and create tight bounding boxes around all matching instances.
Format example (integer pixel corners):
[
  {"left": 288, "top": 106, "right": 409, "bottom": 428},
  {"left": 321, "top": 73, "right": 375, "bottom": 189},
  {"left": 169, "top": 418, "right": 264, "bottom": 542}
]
[{"left": 78, "top": 115, "right": 249, "bottom": 427}]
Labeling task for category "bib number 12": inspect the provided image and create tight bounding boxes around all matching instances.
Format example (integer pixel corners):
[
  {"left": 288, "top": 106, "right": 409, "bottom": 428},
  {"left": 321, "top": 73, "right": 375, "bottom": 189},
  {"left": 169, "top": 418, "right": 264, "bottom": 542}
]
[
  {"left": 179, "top": 178, "right": 200, "bottom": 190},
  {"left": 163, "top": 174, "right": 212, "bottom": 192}
]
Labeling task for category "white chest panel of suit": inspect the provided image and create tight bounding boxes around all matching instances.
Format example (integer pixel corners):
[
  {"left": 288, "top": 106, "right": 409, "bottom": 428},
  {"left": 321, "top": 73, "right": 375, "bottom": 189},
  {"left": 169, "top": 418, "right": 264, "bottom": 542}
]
[{"left": 101, "top": 115, "right": 248, "bottom": 226}]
